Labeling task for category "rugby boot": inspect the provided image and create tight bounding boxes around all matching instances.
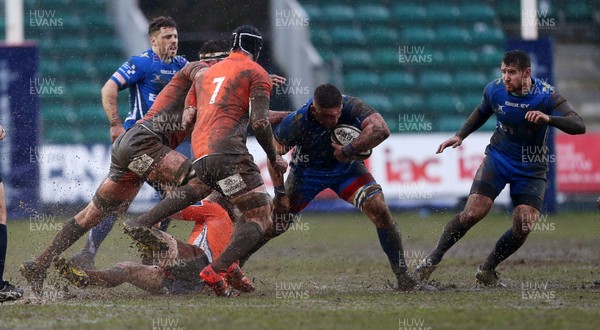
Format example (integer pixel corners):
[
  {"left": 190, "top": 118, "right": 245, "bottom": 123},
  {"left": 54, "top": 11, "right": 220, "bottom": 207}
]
[
  {"left": 396, "top": 272, "right": 417, "bottom": 291},
  {"left": 475, "top": 265, "right": 507, "bottom": 288},
  {"left": 54, "top": 257, "right": 90, "bottom": 288},
  {"left": 123, "top": 225, "right": 169, "bottom": 253},
  {"left": 0, "top": 281, "right": 24, "bottom": 303},
  {"left": 199, "top": 265, "right": 234, "bottom": 297},
  {"left": 19, "top": 260, "right": 47, "bottom": 294},
  {"left": 412, "top": 257, "right": 437, "bottom": 282},
  {"left": 225, "top": 262, "right": 255, "bottom": 293},
  {"left": 68, "top": 250, "right": 96, "bottom": 270}
]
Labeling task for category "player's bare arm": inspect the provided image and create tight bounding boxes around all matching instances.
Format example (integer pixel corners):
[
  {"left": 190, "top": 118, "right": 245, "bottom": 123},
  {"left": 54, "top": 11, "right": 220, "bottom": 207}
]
[
  {"left": 267, "top": 141, "right": 289, "bottom": 214},
  {"left": 250, "top": 91, "right": 288, "bottom": 173},
  {"left": 437, "top": 106, "right": 493, "bottom": 154},
  {"left": 355, "top": 112, "right": 390, "bottom": 152},
  {"left": 332, "top": 112, "right": 390, "bottom": 163},
  {"left": 181, "top": 84, "right": 197, "bottom": 131},
  {"left": 101, "top": 79, "right": 125, "bottom": 142}
]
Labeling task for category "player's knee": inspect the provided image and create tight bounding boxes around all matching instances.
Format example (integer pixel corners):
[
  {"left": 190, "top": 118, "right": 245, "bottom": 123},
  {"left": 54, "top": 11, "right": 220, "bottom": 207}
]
[
  {"left": 74, "top": 202, "right": 108, "bottom": 229},
  {"left": 93, "top": 193, "right": 127, "bottom": 215}
]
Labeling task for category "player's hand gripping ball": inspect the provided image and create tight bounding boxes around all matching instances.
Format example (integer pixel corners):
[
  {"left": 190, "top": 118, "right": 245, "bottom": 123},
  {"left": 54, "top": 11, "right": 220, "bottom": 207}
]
[
  {"left": 330, "top": 124, "right": 372, "bottom": 160},
  {"left": 0, "top": 125, "right": 5, "bottom": 141}
]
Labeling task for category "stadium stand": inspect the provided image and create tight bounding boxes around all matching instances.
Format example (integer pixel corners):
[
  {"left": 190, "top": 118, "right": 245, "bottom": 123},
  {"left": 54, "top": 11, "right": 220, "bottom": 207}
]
[
  {"left": 299, "top": 0, "right": 600, "bottom": 133},
  {"left": 301, "top": 0, "right": 507, "bottom": 133},
  {"left": 0, "top": 0, "right": 125, "bottom": 144}
]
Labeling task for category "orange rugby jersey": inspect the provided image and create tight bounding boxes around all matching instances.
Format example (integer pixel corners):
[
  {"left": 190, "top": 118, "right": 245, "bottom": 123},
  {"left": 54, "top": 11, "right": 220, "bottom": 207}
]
[
  {"left": 190, "top": 52, "right": 272, "bottom": 158},
  {"left": 175, "top": 201, "right": 234, "bottom": 261},
  {"left": 138, "top": 61, "right": 208, "bottom": 149}
]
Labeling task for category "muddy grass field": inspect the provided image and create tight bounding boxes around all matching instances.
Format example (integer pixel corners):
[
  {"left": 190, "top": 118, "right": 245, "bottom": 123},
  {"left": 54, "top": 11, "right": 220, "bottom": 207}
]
[{"left": 1, "top": 210, "right": 600, "bottom": 329}]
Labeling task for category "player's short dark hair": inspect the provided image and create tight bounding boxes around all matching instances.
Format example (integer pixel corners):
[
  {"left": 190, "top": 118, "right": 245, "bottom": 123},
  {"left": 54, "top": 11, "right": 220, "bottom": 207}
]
[
  {"left": 148, "top": 16, "right": 177, "bottom": 36},
  {"left": 502, "top": 50, "right": 531, "bottom": 71},
  {"left": 313, "top": 84, "right": 343, "bottom": 109},
  {"left": 198, "top": 40, "right": 230, "bottom": 61}
]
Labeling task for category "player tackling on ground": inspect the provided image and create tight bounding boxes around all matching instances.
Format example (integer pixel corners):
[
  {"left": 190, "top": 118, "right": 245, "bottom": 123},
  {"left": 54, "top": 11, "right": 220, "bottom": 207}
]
[
  {"left": 414, "top": 50, "right": 585, "bottom": 287},
  {"left": 55, "top": 197, "right": 236, "bottom": 294}
]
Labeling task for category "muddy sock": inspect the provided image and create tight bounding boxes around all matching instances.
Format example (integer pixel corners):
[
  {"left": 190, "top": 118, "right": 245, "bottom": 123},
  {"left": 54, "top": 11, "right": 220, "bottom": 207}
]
[
  {"left": 238, "top": 237, "right": 270, "bottom": 268},
  {"left": 481, "top": 229, "right": 527, "bottom": 271},
  {"left": 211, "top": 221, "right": 263, "bottom": 272},
  {"left": 376, "top": 223, "right": 408, "bottom": 277},
  {"left": 37, "top": 218, "right": 87, "bottom": 269},
  {"left": 135, "top": 185, "right": 204, "bottom": 228},
  {"left": 0, "top": 224, "right": 6, "bottom": 285},
  {"left": 429, "top": 214, "right": 469, "bottom": 265}
]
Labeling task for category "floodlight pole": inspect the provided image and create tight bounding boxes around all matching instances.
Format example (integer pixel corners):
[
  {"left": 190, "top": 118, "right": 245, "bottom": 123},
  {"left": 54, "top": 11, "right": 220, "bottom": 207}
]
[{"left": 5, "top": 0, "right": 24, "bottom": 44}]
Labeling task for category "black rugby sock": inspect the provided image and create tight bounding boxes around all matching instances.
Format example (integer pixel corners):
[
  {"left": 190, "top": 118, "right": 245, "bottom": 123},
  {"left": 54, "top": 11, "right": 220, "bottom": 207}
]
[
  {"left": 134, "top": 185, "right": 204, "bottom": 228},
  {"left": 37, "top": 218, "right": 87, "bottom": 269},
  {"left": 429, "top": 214, "right": 469, "bottom": 265},
  {"left": 481, "top": 228, "right": 527, "bottom": 271},
  {"left": 376, "top": 223, "right": 408, "bottom": 277},
  {"left": 0, "top": 224, "right": 7, "bottom": 285},
  {"left": 238, "top": 238, "right": 269, "bottom": 268},
  {"left": 211, "top": 221, "right": 263, "bottom": 273}
]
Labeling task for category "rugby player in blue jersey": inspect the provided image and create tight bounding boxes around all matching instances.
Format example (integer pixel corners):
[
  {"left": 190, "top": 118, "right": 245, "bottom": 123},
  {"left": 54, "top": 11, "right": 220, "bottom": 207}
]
[
  {"left": 257, "top": 83, "right": 420, "bottom": 291},
  {"left": 414, "top": 50, "right": 585, "bottom": 287},
  {"left": 102, "top": 16, "right": 187, "bottom": 141},
  {"left": 70, "top": 16, "right": 187, "bottom": 269}
]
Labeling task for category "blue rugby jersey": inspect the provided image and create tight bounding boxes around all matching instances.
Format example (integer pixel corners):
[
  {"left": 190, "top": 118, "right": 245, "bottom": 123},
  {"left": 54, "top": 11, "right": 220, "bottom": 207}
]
[
  {"left": 479, "top": 77, "right": 566, "bottom": 174},
  {"left": 274, "top": 96, "right": 376, "bottom": 176},
  {"left": 110, "top": 48, "right": 187, "bottom": 130}
]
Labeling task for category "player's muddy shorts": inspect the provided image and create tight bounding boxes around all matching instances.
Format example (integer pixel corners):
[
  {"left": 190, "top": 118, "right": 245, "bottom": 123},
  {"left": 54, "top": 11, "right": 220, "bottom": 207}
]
[
  {"left": 109, "top": 125, "right": 191, "bottom": 185},
  {"left": 286, "top": 162, "right": 376, "bottom": 214},
  {"left": 470, "top": 155, "right": 546, "bottom": 210},
  {"left": 192, "top": 154, "right": 263, "bottom": 198}
]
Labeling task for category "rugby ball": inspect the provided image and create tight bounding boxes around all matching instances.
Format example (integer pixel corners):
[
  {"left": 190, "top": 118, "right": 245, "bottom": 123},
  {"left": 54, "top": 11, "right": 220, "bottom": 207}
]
[{"left": 330, "top": 124, "right": 372, "bottom": 160}]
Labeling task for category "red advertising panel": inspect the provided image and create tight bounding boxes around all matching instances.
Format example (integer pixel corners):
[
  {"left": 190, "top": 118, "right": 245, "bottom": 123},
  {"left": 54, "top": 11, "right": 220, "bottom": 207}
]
[{"left": 557, "top": 133, "right": 600, "bottom": 193}]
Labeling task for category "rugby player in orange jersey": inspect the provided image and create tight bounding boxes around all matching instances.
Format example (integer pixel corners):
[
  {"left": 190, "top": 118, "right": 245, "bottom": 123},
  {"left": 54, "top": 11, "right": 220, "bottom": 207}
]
[
  {"left": 20, "top": 39, "right": 286, "bottom": 294},
  {"left": 55, "top": 197, "right": 236, "bottom": 294},
  {"left": 125, "top": 25, "right": 288, "bottom": 297}
]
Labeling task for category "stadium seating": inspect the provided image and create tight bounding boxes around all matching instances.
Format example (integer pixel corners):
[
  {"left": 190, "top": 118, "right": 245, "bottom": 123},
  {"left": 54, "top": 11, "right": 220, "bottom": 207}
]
[
  {"left": 301, "top": 0, "right": 507, "bottom": 133},
  {"left": 11, "top": 0, "right": 123, "bottom": 144}
]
